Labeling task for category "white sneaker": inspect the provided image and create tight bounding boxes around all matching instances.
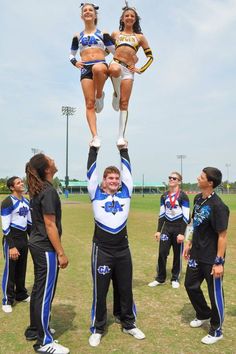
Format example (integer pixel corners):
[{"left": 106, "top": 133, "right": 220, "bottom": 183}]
[
  {"left": 190, "top": 318, "right": 210, "bottom": 328},
  {"left": 95, "top": 92, "right": 105, "bottom": 113},
  {"left": 36, "top": 340, "right": 69, "bottom": 353},
  {"left": 171, "top": 281, "right": 180, "bottom": 289},
  {"left": 89, "top": 333, "right": 102, "bottom": 347},
  {"left": 2, "top": 305, "right": 12, "bottom": 313},
  {"left": 22, "top": 296, "right": 31, "bottom": 302},
  {"left": 117, "top": 138, "right": 127, "bottom": 148},
  {"left": 148, "top": 280, "right": 165, "bottom": 287},
  {"left": 201, "top": 334, "right": 223, "bottom": 345},
  {"left": 123, "top": 327, "right": 145, "bottom": 340},
  {"left": 112, "top": 92, "right": 120, "bottom": 111},
  {"left": 90, "top": 136, "right": 101, "bottom": 148}
]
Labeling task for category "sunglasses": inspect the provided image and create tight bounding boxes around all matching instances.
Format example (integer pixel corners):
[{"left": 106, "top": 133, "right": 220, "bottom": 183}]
[{"left": 168, "top": 176, "right": 179, "bottom": 181}]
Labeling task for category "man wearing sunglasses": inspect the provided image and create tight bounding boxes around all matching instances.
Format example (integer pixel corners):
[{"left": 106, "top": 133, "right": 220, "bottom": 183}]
[{"left": 148, "top": 172, "right": 190, "bottom": 289}]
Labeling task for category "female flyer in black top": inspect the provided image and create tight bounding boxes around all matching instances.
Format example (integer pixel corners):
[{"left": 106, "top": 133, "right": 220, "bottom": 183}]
[{"left": 24, "top": 154, "right": 69, "bottom": 354}]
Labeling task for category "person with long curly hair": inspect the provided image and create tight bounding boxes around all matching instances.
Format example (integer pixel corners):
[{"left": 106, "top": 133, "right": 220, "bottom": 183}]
[
  {"left": 70, "top": 3, "right": 114, "bottom": 148},
  {"left": 24, "top": 154, "right": 69, "bottom": 354},
  {"left": 109, "top": 5, "right": 154, "bottom": 146}
]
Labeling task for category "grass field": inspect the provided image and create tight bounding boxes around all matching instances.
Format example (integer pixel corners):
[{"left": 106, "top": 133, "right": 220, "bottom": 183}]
[{"left": 0, "top": 194, "right": 236, "bottom": 354}]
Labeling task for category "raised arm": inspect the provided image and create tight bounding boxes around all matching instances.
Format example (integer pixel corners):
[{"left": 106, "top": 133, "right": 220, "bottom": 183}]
[
  {"left": 87, "top": 146, "right": 99, "bottom": 200},
  {"left": 119, "top": 148, "right": 133, "bottom": 197}
]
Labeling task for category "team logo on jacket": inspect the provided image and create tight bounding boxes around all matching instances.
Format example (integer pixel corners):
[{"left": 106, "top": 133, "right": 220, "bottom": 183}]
[
  {"left": 102, "top": 200, "right": 124, "bottom": 215},
  {"left": 18, "top": 206, "right": 28, "bottom": 217},
  {"left": 166, "top": 201, "right": 177, "bottom": 210},
  {"left": 97, "top": 265, "right": 111, "bottom": 275}
]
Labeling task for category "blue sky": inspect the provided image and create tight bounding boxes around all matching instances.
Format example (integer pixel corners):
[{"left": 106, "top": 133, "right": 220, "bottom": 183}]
[{"left": 1, "top": 0, "right": 235, "bottom": 183}]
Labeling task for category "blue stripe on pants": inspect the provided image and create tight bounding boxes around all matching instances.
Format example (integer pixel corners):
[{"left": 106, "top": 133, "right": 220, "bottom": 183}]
[
  {"left": 213, "top": 277, "right": 224, "bottom": 336},
  {"left": 90, "top": 243, "right": 98, "bottom": 333},
  {"left": 42, "top": 251, "right": 58, "bottom": 345},
  {"left": 2, "top": 239, "right": 9, "bottom": 305}
]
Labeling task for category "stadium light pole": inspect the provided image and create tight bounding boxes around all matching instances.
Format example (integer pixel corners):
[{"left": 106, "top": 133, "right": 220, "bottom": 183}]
[
  {"left": 176, "top": 154, "right": 186, "bottom": 187},
  {"left": 61, "top": 106, "right": 76, "bottom": 197}
]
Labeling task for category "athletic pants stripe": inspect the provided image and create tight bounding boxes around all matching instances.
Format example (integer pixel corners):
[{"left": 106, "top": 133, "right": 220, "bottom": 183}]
[
  {"left": 29, "top": 245, "right": 58, "bottom": 346},
  {"left": 2, "top": 236, "right": 28, "bottom": 305},
  {"left": 184, "top": 262, "right": 224, "bottom": 335},
  {"left": 156, "top": 230, "right": 183, "bottom": 282},
  {"left": 90, "top": 243, "right": 136, "bottom": 334}
]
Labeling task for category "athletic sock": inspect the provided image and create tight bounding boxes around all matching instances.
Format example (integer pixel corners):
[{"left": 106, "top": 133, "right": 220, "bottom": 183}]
[{"left": 119, "top": 110, "right": 128, "bottom": 138}]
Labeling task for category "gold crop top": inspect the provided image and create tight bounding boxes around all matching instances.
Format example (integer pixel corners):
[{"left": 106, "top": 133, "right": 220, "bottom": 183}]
[{"left": 115, "top": 32, "right": 140, "bottom": 52}]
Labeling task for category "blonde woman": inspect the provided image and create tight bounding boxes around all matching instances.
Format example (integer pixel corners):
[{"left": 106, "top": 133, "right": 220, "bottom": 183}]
[{"left": 70, "top": 3, "right": 114, "bottom": 147}]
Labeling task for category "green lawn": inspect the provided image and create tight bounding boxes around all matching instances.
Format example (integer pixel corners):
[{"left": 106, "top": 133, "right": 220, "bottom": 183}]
[{"left": 0, "top": 194, "right": 236, "bottom": 354}]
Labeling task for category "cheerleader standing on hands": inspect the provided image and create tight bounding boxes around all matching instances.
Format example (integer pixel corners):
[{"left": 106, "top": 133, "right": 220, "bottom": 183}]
[
  {"left": 70, "top": 3, "right": 114, "bottom": 148},
  {"left": 109, "top": 4, "right": 153, "bottom": 146}
]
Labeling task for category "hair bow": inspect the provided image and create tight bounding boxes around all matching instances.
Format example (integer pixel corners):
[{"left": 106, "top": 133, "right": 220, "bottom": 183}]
[{"left": 80, "top": 3, "right": 99, "bottom": 10}]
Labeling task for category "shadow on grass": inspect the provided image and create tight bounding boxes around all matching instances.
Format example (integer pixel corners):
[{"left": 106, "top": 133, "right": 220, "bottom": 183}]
[
  {"left": 179, "top": 303, "right": 210, "bottom": 334},
  {"left": 51, "top": 304, "right": 77, "bottom": 336},
  {"left": 133, "top": 277, "right": 148, "bottom": 288},
  {"left": 179, "top": 303, "right": 196, "bottom": 324}
]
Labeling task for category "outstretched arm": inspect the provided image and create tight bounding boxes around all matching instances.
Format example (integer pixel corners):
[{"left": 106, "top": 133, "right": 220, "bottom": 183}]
[{"left": 87, "top": 146, "right": 99, "bottom": 200}]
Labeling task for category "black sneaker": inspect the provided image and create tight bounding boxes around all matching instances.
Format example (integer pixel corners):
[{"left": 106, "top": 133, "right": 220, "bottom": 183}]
[
  {"left": 25, "top": 327, "right": 55, "bottom": 340},
  {"left": 25, "top": 326, "right": 37, "bottom": 341}
]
